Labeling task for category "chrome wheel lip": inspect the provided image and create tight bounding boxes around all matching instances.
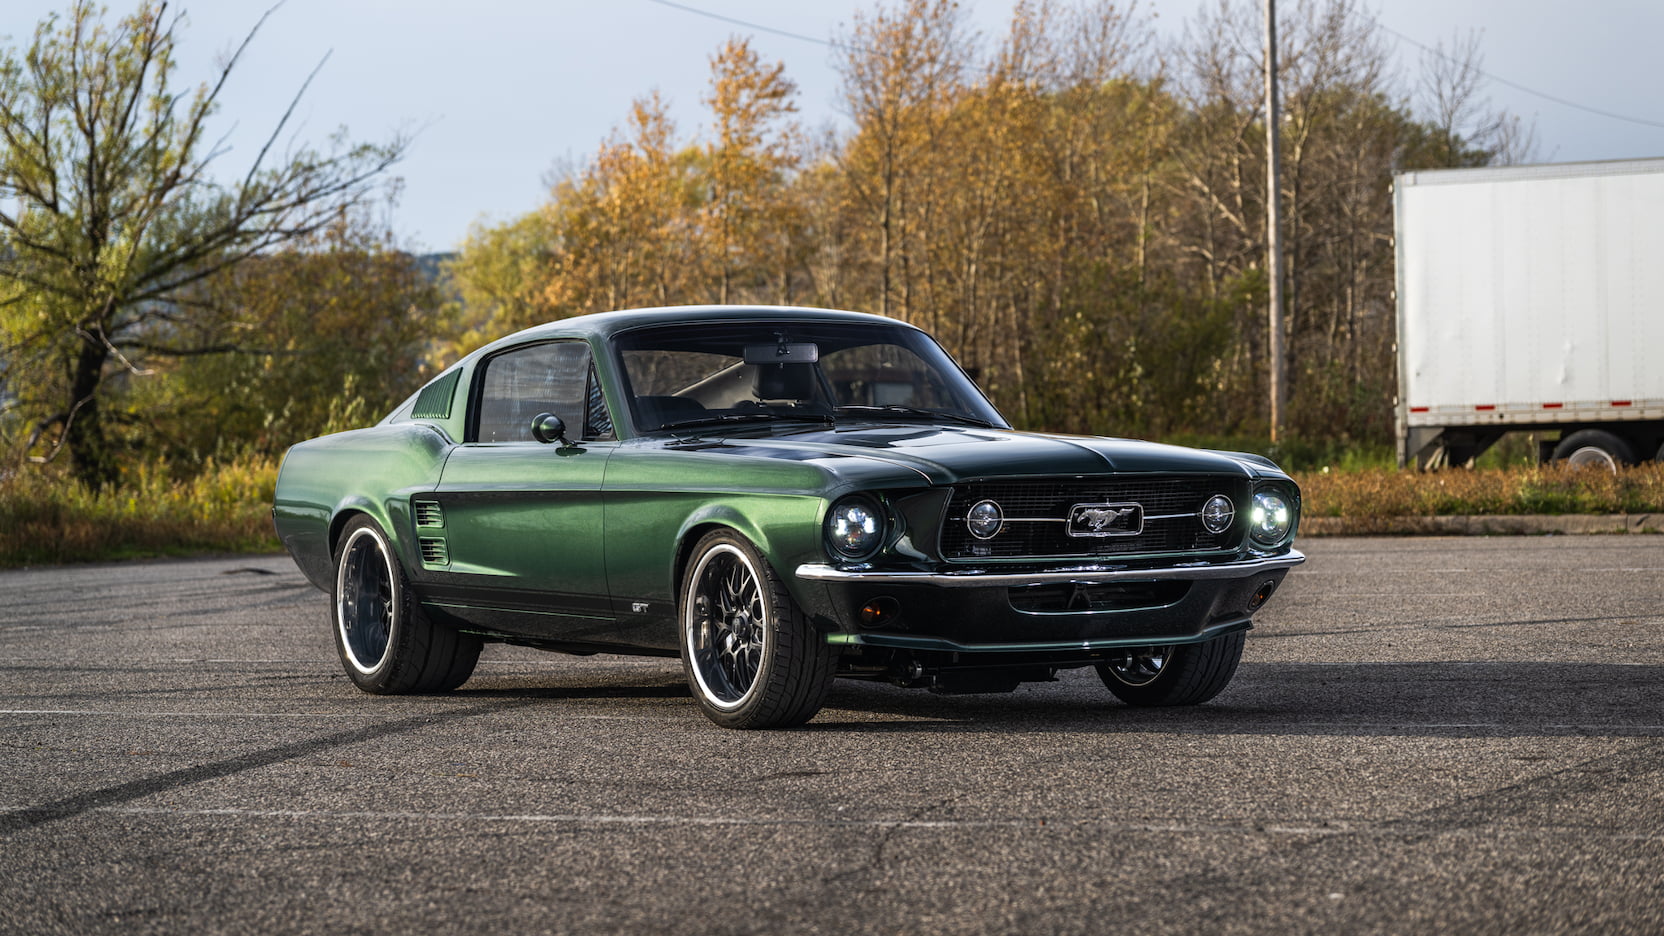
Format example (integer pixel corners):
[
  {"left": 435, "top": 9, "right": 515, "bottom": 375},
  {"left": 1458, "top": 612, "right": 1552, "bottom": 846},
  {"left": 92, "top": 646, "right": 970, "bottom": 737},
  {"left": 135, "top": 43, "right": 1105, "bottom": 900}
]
[
  {"left": 1565, "top": 446, "right": 1618, "bottom": 472},
  {"left": 336, "top": 525, "right": 397, "bottom": 675},
  {"left": 685, "top": 542, "right": 769, "bottom": 712},
  {"left": 1103, "top": 646, "right": 1170, "bottom": 687}
]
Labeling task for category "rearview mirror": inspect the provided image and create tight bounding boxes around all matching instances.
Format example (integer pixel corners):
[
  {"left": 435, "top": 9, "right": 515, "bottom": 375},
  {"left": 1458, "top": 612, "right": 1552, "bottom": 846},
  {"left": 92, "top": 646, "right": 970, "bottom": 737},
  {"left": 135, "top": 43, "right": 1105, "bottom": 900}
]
[{"left": 743, "top": 342, "right": 819, "bottom": 365}]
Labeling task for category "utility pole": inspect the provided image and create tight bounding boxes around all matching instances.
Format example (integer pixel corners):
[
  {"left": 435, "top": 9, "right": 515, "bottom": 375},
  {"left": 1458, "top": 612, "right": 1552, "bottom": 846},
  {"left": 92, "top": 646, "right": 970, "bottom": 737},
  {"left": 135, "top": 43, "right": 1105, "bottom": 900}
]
[{"left": 1264, "top": 0, "right": 1286, "bottom": 443}]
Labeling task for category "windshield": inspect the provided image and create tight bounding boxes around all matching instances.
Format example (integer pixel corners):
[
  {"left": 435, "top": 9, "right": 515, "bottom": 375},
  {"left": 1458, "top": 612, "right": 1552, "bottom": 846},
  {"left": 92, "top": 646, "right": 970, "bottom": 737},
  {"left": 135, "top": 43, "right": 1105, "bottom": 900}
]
[{"left": 613, "top": 320, "right": 1007, "bottom": 433}]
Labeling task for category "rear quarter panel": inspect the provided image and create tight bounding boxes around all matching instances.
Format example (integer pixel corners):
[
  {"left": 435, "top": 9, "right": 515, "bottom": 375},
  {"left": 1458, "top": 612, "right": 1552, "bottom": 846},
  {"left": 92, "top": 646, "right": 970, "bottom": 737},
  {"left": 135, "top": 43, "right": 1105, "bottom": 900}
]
[{"left": 273, "top": 423, "right": 454, "bottom": 590}]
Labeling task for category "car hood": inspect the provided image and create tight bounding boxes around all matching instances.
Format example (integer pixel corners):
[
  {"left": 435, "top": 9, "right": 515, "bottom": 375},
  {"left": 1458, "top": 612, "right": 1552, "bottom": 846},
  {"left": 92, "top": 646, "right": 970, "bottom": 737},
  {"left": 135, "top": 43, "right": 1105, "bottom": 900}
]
[{"left": 689, "top": 424, "right": 1268, "bottom": 487}]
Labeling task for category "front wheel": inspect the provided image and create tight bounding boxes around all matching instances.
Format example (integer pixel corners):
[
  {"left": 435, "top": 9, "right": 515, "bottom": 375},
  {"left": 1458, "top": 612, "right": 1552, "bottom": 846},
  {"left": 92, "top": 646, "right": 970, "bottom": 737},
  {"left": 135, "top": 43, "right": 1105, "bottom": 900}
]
[
  {"left": 1095, "top": 631, "right": 1245, "bottom": 706},
  {"left": 332, "top": 516, "right": 481, "bottom": 694},
  {"left": 679, "top": 530, "right": 836, "bottom": 729}
]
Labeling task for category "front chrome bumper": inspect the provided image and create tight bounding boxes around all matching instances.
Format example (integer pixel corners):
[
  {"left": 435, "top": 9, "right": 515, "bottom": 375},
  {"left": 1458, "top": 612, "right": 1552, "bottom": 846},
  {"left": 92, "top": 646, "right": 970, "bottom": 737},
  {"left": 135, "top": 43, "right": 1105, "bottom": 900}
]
[{"left": 796, "top": 549, "right": 1305, "bottom": 587}]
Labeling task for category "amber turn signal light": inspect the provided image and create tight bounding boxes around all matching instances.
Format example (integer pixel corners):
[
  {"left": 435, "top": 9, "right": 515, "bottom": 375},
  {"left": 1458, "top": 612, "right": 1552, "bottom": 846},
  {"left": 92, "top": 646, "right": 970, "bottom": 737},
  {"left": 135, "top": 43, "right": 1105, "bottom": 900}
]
[{"left": 859, "top": 597, "right": 901, "bottom": 627}]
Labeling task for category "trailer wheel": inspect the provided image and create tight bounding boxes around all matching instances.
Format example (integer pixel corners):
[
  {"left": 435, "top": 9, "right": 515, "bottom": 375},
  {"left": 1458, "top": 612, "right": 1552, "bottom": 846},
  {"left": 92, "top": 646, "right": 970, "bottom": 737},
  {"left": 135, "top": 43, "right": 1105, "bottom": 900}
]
[{"left": 1551, "top": 430, "right": 1636, "bottom": 471}]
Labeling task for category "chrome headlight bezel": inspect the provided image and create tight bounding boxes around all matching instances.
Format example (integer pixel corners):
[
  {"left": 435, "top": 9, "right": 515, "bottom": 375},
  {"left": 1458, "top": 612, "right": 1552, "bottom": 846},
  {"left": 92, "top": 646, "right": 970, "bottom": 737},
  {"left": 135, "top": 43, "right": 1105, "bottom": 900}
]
[
  {"left": 824, "top": 495, "right": 887, "bottom": 562},
  {"left": 1201, "top": 494, "right": 1235, "bottom": 535},
  {"left": 965, "top": 499, "right": 1004, "bottom": 540},
  {"left": 1248, "top": 487, "right": 1296, "bottom": 548}
]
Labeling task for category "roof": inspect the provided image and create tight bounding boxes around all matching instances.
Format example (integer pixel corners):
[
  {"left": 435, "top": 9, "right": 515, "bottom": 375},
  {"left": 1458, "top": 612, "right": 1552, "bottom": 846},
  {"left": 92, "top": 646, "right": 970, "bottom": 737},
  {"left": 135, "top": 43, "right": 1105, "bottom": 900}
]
[{"left": 477, "top": 305, "right": 908, "bottom": 358}]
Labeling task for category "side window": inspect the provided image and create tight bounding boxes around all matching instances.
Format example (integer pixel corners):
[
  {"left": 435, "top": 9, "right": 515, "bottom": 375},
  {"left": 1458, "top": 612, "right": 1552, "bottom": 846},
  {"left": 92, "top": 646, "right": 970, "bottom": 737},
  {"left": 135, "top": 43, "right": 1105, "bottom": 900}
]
[{"left": 473, "top": 341, "right": 595, "bottom": 443}]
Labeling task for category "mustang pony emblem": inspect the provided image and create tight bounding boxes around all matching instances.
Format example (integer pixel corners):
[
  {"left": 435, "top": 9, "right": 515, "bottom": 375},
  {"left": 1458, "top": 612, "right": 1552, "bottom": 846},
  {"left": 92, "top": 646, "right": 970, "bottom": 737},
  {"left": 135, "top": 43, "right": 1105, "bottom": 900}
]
[{"left": 1067, "top": 503, "right": 1144, "bottom": 537}]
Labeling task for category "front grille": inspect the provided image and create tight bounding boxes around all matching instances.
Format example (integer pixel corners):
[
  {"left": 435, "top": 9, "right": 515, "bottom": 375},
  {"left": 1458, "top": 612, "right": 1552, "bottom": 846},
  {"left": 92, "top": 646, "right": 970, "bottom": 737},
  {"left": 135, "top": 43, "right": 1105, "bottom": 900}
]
[{"left": 941, "top": 477, "right": 1247, "bottom": 560}]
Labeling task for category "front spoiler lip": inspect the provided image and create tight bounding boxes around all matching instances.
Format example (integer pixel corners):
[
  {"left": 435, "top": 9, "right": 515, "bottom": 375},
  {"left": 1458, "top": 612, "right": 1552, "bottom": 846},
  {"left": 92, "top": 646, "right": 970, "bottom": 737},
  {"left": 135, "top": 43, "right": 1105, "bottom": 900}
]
[
  {"left": 795, "top": 549, "right": 1305, "bottom": 587},
  {"left": 825, "top": 616, "right": 1253, "bottom": 654}
]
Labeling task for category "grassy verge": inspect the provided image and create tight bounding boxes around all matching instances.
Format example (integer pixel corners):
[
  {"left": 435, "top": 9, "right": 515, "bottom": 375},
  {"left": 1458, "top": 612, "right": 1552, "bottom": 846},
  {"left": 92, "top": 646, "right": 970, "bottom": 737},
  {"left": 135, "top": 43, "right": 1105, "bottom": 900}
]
[
  {"left": 0, "top": 458, "right": 281, "bottom": 567},
  {"left": 1293, "top": 463, "right": 1664, "bottom": 518}
]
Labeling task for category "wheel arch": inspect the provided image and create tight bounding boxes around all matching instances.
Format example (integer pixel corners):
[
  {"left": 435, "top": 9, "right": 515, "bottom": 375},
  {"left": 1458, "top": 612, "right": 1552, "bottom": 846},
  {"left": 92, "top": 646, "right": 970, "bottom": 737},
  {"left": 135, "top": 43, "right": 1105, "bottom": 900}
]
[
  {"left": 328, "top": 506, "right": 374, "bottom": 560},
  {"left": 670, "top": 500, "right": 821, "bottom": 599},
  {"left": 327, "top": 496, "right": 418, "bottom": 571}
]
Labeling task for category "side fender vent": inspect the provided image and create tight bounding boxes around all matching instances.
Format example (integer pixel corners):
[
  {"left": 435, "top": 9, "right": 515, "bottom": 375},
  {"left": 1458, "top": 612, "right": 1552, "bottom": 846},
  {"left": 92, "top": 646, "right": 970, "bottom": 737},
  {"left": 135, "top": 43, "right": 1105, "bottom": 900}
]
[
  {"left": 418, "top": 537, "right": 449, "bottom": 566},
  {"left": 414, "top": 501, "right": 444, "bottom": 528}
]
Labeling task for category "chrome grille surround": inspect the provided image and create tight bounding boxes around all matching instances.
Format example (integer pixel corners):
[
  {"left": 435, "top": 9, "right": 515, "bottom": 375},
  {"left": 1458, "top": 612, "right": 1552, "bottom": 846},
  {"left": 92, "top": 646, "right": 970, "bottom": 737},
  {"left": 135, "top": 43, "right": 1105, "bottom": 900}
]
[{"left": 940, "top": 477, "right": 1249, "bottom": 560}]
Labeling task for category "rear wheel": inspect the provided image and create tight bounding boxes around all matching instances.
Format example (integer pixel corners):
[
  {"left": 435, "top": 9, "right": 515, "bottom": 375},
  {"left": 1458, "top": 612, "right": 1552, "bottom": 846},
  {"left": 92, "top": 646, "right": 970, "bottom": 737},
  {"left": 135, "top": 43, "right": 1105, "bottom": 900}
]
[
  {"left": 1095, "top": 631, "right": 1245, "bottom": 706},
  {"left": 679, "top": 530, "right": 835, "bottom": 729},
  {"left": 332, "top": 516, "right": 481, "bottom": 694},
  {"left": 1552, "top": 429, "right": 1636, "bottom": 472}
]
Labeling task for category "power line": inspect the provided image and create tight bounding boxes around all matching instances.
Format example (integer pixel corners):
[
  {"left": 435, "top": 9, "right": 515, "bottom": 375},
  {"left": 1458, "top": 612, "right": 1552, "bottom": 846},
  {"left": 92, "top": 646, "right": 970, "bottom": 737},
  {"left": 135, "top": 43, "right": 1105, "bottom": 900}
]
[
  {"left": 645, "top": 0, "right": 1664, "bottom": 133},
  {"left": 1375, "top": 19, "right": 1664, "bottom": 131},
  {"left": 641, "top": 0, "right": 855, "bottom": 51}
]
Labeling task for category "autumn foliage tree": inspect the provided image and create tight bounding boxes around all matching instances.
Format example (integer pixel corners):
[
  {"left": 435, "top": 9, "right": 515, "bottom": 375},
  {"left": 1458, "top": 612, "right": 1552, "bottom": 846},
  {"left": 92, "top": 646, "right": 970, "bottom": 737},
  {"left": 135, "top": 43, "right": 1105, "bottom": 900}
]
[
  {"left": 450, "top": 0, "right": 1528, "bottom": 453},
  {"left": 0, "top": 1, "right": 404, "bottom": 488}
]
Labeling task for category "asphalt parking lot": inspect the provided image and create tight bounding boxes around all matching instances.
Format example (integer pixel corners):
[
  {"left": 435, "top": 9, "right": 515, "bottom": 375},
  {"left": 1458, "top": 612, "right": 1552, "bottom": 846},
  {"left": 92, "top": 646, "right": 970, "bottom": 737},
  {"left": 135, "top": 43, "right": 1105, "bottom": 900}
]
[{"left": 2, "top": 535, "right": 1661, "bottom": 935}]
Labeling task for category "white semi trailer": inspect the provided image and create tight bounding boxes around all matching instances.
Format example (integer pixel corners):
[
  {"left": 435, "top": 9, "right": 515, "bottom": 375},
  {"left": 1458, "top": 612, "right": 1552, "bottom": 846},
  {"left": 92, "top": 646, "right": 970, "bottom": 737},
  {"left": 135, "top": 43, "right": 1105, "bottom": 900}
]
[{"left": 1394, "top": 157, "right": 1664, "bottom": 469}]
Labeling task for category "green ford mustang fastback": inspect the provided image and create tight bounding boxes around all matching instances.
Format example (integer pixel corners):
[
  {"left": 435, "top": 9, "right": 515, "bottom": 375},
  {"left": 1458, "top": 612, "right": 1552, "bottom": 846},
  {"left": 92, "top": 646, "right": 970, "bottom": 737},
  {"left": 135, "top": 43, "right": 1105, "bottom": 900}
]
[{"left": 274, "top": 305, "right": 1303, "bottom": 728}]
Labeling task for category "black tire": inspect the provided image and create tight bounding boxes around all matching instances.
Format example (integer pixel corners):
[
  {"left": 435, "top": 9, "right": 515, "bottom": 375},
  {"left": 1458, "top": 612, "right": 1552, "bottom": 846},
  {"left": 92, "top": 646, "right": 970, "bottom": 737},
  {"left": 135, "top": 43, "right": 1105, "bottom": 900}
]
[
  {"left": 1095, "top": 631, "right": 1244, "bottom": 706},
  {"left": 332, "top": 515, "right": 481, "bottom": 694},
  {"left": 1551, "top": 429, "right": 1636, "bottom": 471},
  {"left": 679, "top": 530, "right": 836, "bottom": 729}
]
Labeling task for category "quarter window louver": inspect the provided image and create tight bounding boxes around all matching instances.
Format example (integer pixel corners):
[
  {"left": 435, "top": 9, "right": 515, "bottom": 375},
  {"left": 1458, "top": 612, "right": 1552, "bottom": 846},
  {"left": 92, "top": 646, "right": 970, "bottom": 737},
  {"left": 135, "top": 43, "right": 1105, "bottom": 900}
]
[{"left": 411, "top": 370, "right": 461, "bottom": 420}]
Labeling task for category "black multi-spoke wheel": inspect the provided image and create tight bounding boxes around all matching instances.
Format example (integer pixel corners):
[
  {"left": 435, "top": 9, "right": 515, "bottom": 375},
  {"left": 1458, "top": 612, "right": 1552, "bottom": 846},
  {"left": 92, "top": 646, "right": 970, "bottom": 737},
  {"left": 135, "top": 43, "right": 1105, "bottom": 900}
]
[
  {"left": 1095, "top": 631, "right": 1244, "bottom": 706},
  {"left": 1101, "top": 647, "right": 1171, "bottom": 688},
  {"left": 680, "top": 530, "right": 835, "bottom": 729},
  {"left": 331, "top": 516, "right": 481, "bottom": 694}
]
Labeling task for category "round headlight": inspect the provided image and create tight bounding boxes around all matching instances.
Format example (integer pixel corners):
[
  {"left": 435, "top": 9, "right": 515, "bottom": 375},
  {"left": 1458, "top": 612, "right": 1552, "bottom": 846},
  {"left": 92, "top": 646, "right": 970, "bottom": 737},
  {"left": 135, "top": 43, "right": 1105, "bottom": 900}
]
[
  {"left": 825, "top": 496, "right": 885, "bottom": 560},
  {"left": 966, "top": 499, "right": 1003, "bottom": 539},
  {"left": 1249, "top": 491, "right": 1292, "bottom": 546},
  {"left": 1201, "top": 494, "right": 1235, "bottom": 534}
]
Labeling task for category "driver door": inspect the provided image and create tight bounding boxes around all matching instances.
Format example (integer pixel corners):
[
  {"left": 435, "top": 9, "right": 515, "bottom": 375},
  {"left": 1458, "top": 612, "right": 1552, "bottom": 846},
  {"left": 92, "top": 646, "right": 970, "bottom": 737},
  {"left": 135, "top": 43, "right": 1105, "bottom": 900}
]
[{"left": 427, "top": 339, "right": 618, "bottom": 642}]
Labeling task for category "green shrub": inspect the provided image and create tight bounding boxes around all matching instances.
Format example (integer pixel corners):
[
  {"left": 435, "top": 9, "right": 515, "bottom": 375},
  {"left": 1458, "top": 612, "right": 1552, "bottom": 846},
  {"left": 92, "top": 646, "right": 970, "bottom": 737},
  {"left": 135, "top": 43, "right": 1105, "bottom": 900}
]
[{"left": 0, "top": 458, "right": 280, "bottom": 566}]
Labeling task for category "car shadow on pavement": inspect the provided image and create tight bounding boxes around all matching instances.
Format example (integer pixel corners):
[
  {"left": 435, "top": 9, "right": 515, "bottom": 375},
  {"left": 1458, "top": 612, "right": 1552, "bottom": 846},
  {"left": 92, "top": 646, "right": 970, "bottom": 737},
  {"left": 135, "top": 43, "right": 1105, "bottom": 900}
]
[
  {"left": 456, "top": 672, "right": 691, "bottom": 701},
  {"left": 803, "top": 661, "right": 1664, "bottom": 738}
]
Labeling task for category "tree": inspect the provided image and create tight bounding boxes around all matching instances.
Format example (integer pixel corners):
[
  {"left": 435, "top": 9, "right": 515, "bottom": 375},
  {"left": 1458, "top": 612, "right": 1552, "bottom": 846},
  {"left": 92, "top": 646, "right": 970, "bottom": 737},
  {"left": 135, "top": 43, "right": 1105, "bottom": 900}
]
[
  {"left": 0, "top": 1, "right": 405, "bottom": 488},
  {"left": 703, "top": 37, "right": 800, "bottom": 304},
  {"left": 144, "top": 208, "right": 442, "bottom": 462},
  {"left": 443, "top": 209, "right": 560, "bottom": 357},
  {"left": 834, "top": 0, "right": 971, "bottom": 320}
]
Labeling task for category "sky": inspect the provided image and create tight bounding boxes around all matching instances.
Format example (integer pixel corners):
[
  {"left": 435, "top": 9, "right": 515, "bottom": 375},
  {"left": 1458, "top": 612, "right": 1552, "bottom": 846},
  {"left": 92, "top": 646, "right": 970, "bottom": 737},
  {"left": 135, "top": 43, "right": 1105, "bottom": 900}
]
[{"left": 4, "top": 0, "right": 1664, "bottom": 253}]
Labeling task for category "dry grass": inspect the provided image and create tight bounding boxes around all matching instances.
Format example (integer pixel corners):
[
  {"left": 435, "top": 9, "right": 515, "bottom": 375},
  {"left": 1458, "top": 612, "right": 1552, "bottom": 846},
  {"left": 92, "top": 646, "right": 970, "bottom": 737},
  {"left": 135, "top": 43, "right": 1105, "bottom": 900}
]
[
  {"left": 0, "top": 458, "right": 280, "bottom": 567},
  {"left": 1293, "top": 463, "right": 1664, "bottom": 518}
]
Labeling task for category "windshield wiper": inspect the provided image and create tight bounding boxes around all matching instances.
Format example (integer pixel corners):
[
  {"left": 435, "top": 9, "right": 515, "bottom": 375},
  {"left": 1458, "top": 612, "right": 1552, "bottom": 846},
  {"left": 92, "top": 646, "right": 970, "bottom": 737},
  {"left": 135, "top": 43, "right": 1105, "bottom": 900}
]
[
  {"left": 834, "top": 405, "right": 997, "bottom": 428},
  {"left": 656, "top": 411, "right": 835, "bottom": 432}
]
